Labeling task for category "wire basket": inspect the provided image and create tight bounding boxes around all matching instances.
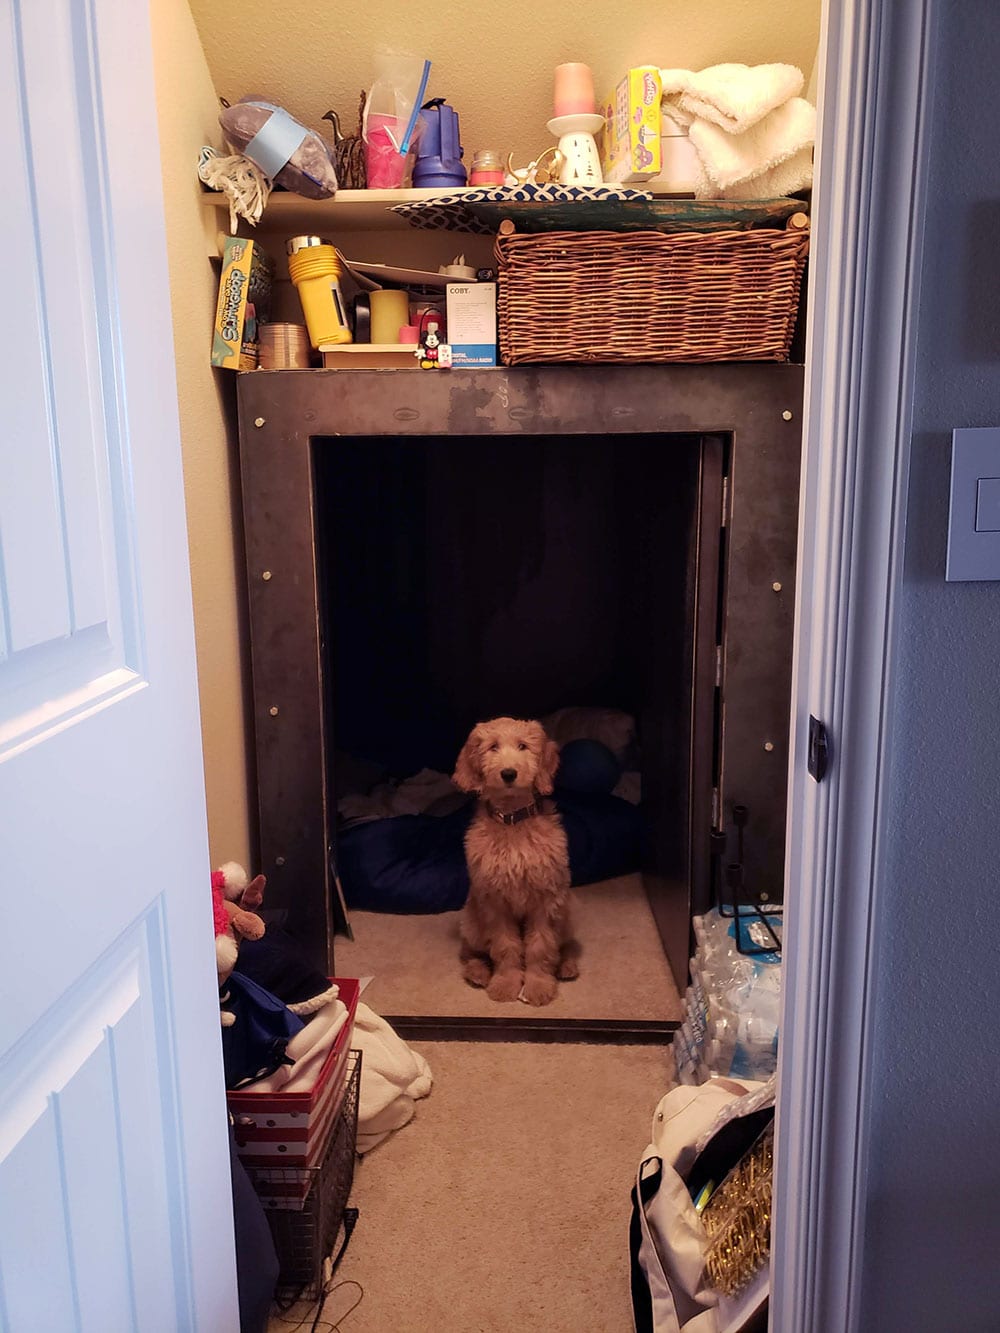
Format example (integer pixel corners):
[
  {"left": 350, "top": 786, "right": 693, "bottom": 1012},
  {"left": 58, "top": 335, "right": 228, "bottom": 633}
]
[
  {"left": 248, "top": 1048, "right": 361, "bottom": 1297},
  {"left": 495, "top": 223, "right": 809, "bottom": 365}
]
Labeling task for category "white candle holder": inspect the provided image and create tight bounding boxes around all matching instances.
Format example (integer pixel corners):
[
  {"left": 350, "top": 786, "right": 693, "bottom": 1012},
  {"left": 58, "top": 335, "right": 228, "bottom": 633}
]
[{"left": 546, "top": 113, "right": 606, "bottom": 187}]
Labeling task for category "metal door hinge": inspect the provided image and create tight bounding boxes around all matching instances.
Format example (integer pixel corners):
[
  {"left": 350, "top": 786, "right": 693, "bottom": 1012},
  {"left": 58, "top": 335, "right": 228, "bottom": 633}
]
[
  {"left": 711, "top": 787, "right": 720, "bottom": 827},
  {"left": 715, "top": 644, "right": 723, "bottom": 687},
  {"left": 808, "top": 716, "right": 830, "bottom": 782},
  {"left": 721, "top": 476, "right": 730, "bottom": 528}
]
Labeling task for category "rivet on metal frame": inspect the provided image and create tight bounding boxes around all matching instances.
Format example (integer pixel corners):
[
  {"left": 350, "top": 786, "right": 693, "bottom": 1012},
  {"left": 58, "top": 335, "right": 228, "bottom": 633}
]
[
  {"left": 269, "top": 705, "right": 279, "bottom": 717},
  {"left": 254, "top": 416, "right": 266, "bottom": 428}
]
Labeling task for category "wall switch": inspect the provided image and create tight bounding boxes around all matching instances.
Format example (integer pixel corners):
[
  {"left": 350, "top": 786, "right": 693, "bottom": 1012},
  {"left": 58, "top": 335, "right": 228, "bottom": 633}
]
[{"left": 946, "top": 428, "right": 1000, "bottom": 580}]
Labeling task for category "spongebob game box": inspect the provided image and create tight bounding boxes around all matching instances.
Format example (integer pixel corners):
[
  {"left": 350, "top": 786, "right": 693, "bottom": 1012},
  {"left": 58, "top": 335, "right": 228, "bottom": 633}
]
[
  {"left": 600, "top": 67, "right": 663, "bottom": 184},
  {"left": 212, "top": 236, "right": 273, "bottom": 370}
]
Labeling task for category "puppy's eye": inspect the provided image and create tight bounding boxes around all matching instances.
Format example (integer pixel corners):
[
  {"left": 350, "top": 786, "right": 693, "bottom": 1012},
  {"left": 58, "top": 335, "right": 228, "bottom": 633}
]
[
  {"left": 488, "top": 742, "right": 500, "bottom": 752},
  {"left": 517, "top": 742, "right": 528, "bottom": 751}
]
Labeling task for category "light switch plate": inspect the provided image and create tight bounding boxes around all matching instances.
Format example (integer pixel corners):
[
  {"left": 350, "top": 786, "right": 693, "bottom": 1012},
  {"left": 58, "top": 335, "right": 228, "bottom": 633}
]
[{"left": 946, "top": 428, "right": 1000, "bottom": 580}]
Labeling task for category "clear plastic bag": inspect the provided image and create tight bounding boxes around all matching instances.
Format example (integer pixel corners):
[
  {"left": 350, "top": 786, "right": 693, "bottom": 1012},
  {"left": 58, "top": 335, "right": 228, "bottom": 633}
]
[{"left": 363, "top": 50, "right": 431, "bottom": 188}]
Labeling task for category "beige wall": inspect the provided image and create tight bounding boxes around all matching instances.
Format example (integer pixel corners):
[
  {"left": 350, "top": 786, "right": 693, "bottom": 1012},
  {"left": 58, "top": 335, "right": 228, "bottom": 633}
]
[
  {"left": 189, "top": 0, "right": 822, "bottom": 167},
  {"left": 150, "top": 0, "right": 254, "bottom": 869}
]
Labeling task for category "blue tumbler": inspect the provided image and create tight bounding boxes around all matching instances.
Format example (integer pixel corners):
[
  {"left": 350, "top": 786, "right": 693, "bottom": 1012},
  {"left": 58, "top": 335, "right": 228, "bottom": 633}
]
[{"left": 412, "top": 98, "right": 468, "bottom": 188}]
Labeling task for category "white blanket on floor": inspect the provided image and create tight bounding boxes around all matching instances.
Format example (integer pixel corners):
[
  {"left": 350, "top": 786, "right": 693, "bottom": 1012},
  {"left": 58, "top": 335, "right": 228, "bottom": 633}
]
[
  {"left": 238, "top": 994, "right": 432, "bottom": 1152},
  {"left": 354, "top": 1002, "right": 433, "bottom": 1152}
]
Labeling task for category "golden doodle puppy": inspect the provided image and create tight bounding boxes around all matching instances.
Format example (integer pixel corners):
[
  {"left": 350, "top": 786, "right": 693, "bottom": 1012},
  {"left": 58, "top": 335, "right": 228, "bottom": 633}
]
[{"left": 453, "top": 717, "right": 580, "bottom": 1006}]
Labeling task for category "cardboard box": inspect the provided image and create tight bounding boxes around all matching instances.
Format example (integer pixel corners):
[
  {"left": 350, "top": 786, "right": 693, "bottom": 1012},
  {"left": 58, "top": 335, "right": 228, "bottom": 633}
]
[
  {"left": 228, "top": 977, "right": 359, "bottom": 1209},
  {"left": 212, "top": 236, "right": 273, "bottom": 370},
  {"left": 320, "top": 343, "right": 420, "bottom": 369},
  {"left": 445, "top": 282, "right": 497, "bottom": 367},
  {"left": 599, "top": 67, "right": 663, "bottom": 184}
]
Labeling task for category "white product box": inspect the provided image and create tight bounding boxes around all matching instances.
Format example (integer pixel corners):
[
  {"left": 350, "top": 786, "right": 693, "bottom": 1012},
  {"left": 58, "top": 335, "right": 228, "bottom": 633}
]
[{"left": 446, "top": 282, "right": 497, "bottom": 367}]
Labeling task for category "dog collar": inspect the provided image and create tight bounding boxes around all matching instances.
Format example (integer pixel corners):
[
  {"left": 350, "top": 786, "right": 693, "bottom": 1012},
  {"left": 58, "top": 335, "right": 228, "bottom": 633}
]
[{"left": 485, "top": 799, "right": 540, "bottom": 826}]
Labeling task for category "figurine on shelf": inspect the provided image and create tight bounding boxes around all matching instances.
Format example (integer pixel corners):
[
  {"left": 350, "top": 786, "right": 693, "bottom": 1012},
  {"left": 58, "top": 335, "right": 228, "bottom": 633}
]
[
  {"left": 415, "top": 320, "right": 452, "bottom": 370},
  {"left": 503, "top": 146, "right": 564, "bottom": 187}
]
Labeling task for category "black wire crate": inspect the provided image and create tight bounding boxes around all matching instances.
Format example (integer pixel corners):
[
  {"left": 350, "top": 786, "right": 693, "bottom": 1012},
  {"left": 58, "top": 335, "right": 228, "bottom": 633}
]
[{"left": 248, "top": 1048, "right": 361, "bottom": 1296}]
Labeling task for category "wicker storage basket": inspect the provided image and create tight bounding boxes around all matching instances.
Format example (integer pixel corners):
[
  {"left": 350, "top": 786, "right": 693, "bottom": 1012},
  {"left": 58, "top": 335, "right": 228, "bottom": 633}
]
[{"left": 495, "top": 224, "right": 809, "bottom": 365}]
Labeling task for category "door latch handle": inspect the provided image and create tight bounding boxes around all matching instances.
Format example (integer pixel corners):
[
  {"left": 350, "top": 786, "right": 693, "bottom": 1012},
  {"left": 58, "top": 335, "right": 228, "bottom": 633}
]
[{"left": 808, "top": 715, "right": 830, "bottom": 782}]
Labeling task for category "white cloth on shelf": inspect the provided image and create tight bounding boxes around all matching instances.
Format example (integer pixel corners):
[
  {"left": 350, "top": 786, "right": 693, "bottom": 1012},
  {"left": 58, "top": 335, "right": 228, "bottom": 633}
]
[
  {"left": 659, "top": 63, "right": 815, "bottom": 201},
  {"left": 659, "top": 63, "right": 804, "bottom": 136},
  {"left": 687, "top": 98, "right": 816, "bottom": 199},
  {"left": 352, "top": 1002, "right": 433, "bottom": 1152}
]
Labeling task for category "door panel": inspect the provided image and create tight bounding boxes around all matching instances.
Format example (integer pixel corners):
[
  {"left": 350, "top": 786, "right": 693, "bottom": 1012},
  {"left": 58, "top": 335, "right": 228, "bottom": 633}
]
[{"left": 0, "top": 0, "right": 238, "bottom": 1326}]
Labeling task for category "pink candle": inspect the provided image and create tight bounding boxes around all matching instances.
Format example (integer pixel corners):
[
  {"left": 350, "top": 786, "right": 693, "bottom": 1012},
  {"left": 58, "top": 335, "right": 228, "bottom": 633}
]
[{"left": 553, "top": 63, "right": 596, "bottom": 117}]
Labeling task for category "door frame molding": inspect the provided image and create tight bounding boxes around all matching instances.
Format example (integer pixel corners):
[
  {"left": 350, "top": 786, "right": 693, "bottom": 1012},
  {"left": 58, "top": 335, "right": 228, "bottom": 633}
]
[{"left": 772, "top": 0, "right": 934, "bottom": 1326}]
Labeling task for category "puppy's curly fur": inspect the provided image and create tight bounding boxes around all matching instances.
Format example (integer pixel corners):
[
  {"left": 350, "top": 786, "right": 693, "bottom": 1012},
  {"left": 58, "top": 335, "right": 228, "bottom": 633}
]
[{"left": 453, "top": 717, "right": 580, "bottom": 1006}]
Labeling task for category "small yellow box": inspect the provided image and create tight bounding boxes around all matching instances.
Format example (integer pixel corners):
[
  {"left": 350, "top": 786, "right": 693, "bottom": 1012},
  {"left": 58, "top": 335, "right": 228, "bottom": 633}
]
[
  {"left": 212, "top": 236, "right": 273, "bottom": 370},
  {"left": 599, "top": 67, "right": 663, "bottom": 184}
]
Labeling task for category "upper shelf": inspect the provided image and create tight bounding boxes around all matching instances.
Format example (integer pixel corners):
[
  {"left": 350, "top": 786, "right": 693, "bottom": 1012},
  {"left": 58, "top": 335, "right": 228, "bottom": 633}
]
[{"left": 202, "top": 187, "right": 478, "bottom": 234}]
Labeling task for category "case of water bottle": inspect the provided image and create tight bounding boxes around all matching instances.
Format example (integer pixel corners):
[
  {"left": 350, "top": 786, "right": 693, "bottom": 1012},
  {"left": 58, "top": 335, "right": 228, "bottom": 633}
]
[{"left": 674, "top": 908, "right": 782, "bottom": 1085}]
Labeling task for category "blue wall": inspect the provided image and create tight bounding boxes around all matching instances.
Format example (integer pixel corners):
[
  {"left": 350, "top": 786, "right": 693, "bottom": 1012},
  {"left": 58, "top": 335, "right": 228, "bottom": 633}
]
[{"left": 861, "top": 4, "right": 1000, "bottom": 1325}]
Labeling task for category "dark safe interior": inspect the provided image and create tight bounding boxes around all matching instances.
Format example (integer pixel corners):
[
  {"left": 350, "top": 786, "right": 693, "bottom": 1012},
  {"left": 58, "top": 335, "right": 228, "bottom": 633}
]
[{"left": 316, "top": 432, "right": 723, "bottom": 988}]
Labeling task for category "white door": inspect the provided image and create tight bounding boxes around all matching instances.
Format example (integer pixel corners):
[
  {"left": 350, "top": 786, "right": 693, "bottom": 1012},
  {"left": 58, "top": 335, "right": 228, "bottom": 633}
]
[{"left": 0, "top": 1, "right": 238, "bottom": 1329}]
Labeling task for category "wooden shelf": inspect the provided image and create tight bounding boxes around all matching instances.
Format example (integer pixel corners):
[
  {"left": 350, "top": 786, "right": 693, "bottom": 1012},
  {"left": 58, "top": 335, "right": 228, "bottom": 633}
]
[{"left": 202, "top": 186, "right": 477, "bottom": 235}]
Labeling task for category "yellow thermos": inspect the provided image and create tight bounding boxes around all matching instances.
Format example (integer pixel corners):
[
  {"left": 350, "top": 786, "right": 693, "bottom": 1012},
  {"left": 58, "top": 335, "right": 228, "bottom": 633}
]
[{"left": 287, "top": 235, "right": 352, "bottom": 348}]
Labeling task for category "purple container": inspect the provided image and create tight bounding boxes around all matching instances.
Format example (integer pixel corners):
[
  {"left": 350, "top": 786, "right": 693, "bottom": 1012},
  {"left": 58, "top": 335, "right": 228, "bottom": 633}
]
[{"left": 412, "top": 99, "right": 467, "bottom": 189}]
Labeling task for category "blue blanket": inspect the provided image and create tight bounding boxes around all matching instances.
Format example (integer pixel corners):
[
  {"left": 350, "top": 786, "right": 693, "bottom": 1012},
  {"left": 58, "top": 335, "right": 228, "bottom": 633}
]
[{"left": 338, "top": 791, "right": 642, "bottom": 914}]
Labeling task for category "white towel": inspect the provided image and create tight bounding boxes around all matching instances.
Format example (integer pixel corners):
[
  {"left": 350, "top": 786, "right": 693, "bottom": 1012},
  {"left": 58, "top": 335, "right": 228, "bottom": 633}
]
[
  {"left": 713, "top": 145, "right": 814, "bottom": 201},
  {"left": 688, "top": 97, "right": 816, "bottom": 199},
  {"left": 660, "top": 63, "right": 804, "bottom": 135}
]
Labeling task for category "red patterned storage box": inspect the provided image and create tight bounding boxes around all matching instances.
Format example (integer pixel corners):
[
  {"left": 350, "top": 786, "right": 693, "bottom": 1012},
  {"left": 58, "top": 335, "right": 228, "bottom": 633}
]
[{"left": 228, "top": 977, "right": 359, "bottom": 1188}]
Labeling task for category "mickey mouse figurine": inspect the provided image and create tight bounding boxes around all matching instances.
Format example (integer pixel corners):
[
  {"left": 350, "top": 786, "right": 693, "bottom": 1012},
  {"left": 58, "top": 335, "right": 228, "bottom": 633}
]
[{"left": 415, "top": 318, "right": 452, "bottom": 370}]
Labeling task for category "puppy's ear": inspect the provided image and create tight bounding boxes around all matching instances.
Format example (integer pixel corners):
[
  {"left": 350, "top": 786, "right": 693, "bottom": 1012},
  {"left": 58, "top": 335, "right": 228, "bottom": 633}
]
[
  {"left": 536, "top": 736, "right": 561, "bottom": 795},
  {"left": 453, "top": 729, "right": 483, "bottom": 792}
]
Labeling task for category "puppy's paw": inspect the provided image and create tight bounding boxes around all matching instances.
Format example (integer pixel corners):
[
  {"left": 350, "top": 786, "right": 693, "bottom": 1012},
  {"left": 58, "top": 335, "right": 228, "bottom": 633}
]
[
  {"left": 462, "top": 957, "right": 492, "bottom": 989},
  {"left": 487, "top": 971, "right": 522, "bottom": 1003},
  {"left": 557, "top": 956, "right": 580, "bottom": 981},
  {"left": 522, "top": 973, "right": 558, "bottom": 1007}
]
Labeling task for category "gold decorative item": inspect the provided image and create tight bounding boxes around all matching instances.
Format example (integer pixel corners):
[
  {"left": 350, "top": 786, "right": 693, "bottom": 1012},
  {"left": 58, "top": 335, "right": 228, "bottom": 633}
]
[
  {"left": 701, "top": 1122, "right": 774, "bottom": 1297},
  {"left": 503, "top": 146, "right": 565, "bottom": 187}
]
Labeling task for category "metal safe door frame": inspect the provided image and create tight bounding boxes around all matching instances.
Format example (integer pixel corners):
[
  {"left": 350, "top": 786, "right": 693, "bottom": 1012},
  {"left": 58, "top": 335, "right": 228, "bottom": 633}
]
[{"left": 236, "top": 364, "right": 803, "bottom": 978}]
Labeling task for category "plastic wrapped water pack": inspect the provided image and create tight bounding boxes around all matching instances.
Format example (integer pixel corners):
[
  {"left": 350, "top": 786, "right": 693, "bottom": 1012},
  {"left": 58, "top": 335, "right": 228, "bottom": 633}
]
[{"left": 674, "top": 908, "right": 782, "bottom": 1084}]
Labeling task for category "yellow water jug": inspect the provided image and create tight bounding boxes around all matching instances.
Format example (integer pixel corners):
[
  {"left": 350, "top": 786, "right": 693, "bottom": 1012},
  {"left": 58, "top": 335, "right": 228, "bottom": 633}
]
[{"left": 287, "top": 235, "right": 352, "bottom": 348}]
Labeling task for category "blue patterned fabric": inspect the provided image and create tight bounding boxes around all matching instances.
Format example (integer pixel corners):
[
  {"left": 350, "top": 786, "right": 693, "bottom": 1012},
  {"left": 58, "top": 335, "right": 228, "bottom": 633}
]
[{"left": 392, "top": 183, "right": 654, "bottom": 234}]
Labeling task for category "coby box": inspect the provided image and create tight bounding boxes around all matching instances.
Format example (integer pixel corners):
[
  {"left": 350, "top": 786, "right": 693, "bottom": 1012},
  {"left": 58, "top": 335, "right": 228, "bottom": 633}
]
[
  {"left": 211, "top": 235, "right": 274, "bottom": 370},
  {"left": 445, "top": 282, "right": 497, "bottom": 367}
]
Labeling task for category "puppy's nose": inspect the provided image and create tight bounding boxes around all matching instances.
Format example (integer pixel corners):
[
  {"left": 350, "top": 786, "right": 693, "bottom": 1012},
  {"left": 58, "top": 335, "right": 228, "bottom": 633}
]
[{"left": 500, "top": 768, "right": 518, "bottom": 784}]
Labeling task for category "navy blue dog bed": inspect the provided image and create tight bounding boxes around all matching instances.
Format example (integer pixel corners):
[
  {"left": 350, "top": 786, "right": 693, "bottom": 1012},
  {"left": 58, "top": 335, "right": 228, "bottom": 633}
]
[{"left": 338, "top": 790, "right": 642, "bottom": 914}]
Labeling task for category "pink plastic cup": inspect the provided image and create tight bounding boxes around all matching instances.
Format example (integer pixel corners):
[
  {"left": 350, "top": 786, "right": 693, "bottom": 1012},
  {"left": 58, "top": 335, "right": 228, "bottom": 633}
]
[
  {"left": 553, "top": 63, "right": 596, "bottom": 117},
  {"left": 365, "top": 113, "right": 408, "bottom": 189}
]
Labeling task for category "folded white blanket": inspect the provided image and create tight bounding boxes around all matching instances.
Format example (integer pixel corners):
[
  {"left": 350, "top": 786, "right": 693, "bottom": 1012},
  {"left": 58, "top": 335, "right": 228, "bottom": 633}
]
[
  {"left": 660, "top": 63, "right": 804, "bottom": 135},
  {"left": 688, "top": 97, "right": 816, "bottom": 199}
]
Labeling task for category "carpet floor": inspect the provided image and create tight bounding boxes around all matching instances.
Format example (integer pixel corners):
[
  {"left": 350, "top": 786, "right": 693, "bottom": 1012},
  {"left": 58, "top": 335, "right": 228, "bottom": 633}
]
[
  {"left": 269, "top": 1039, "right": 670, "bottom": 1333},
  {"left": 334, "top": 874, "right": 682, "bottom": 1023}
]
